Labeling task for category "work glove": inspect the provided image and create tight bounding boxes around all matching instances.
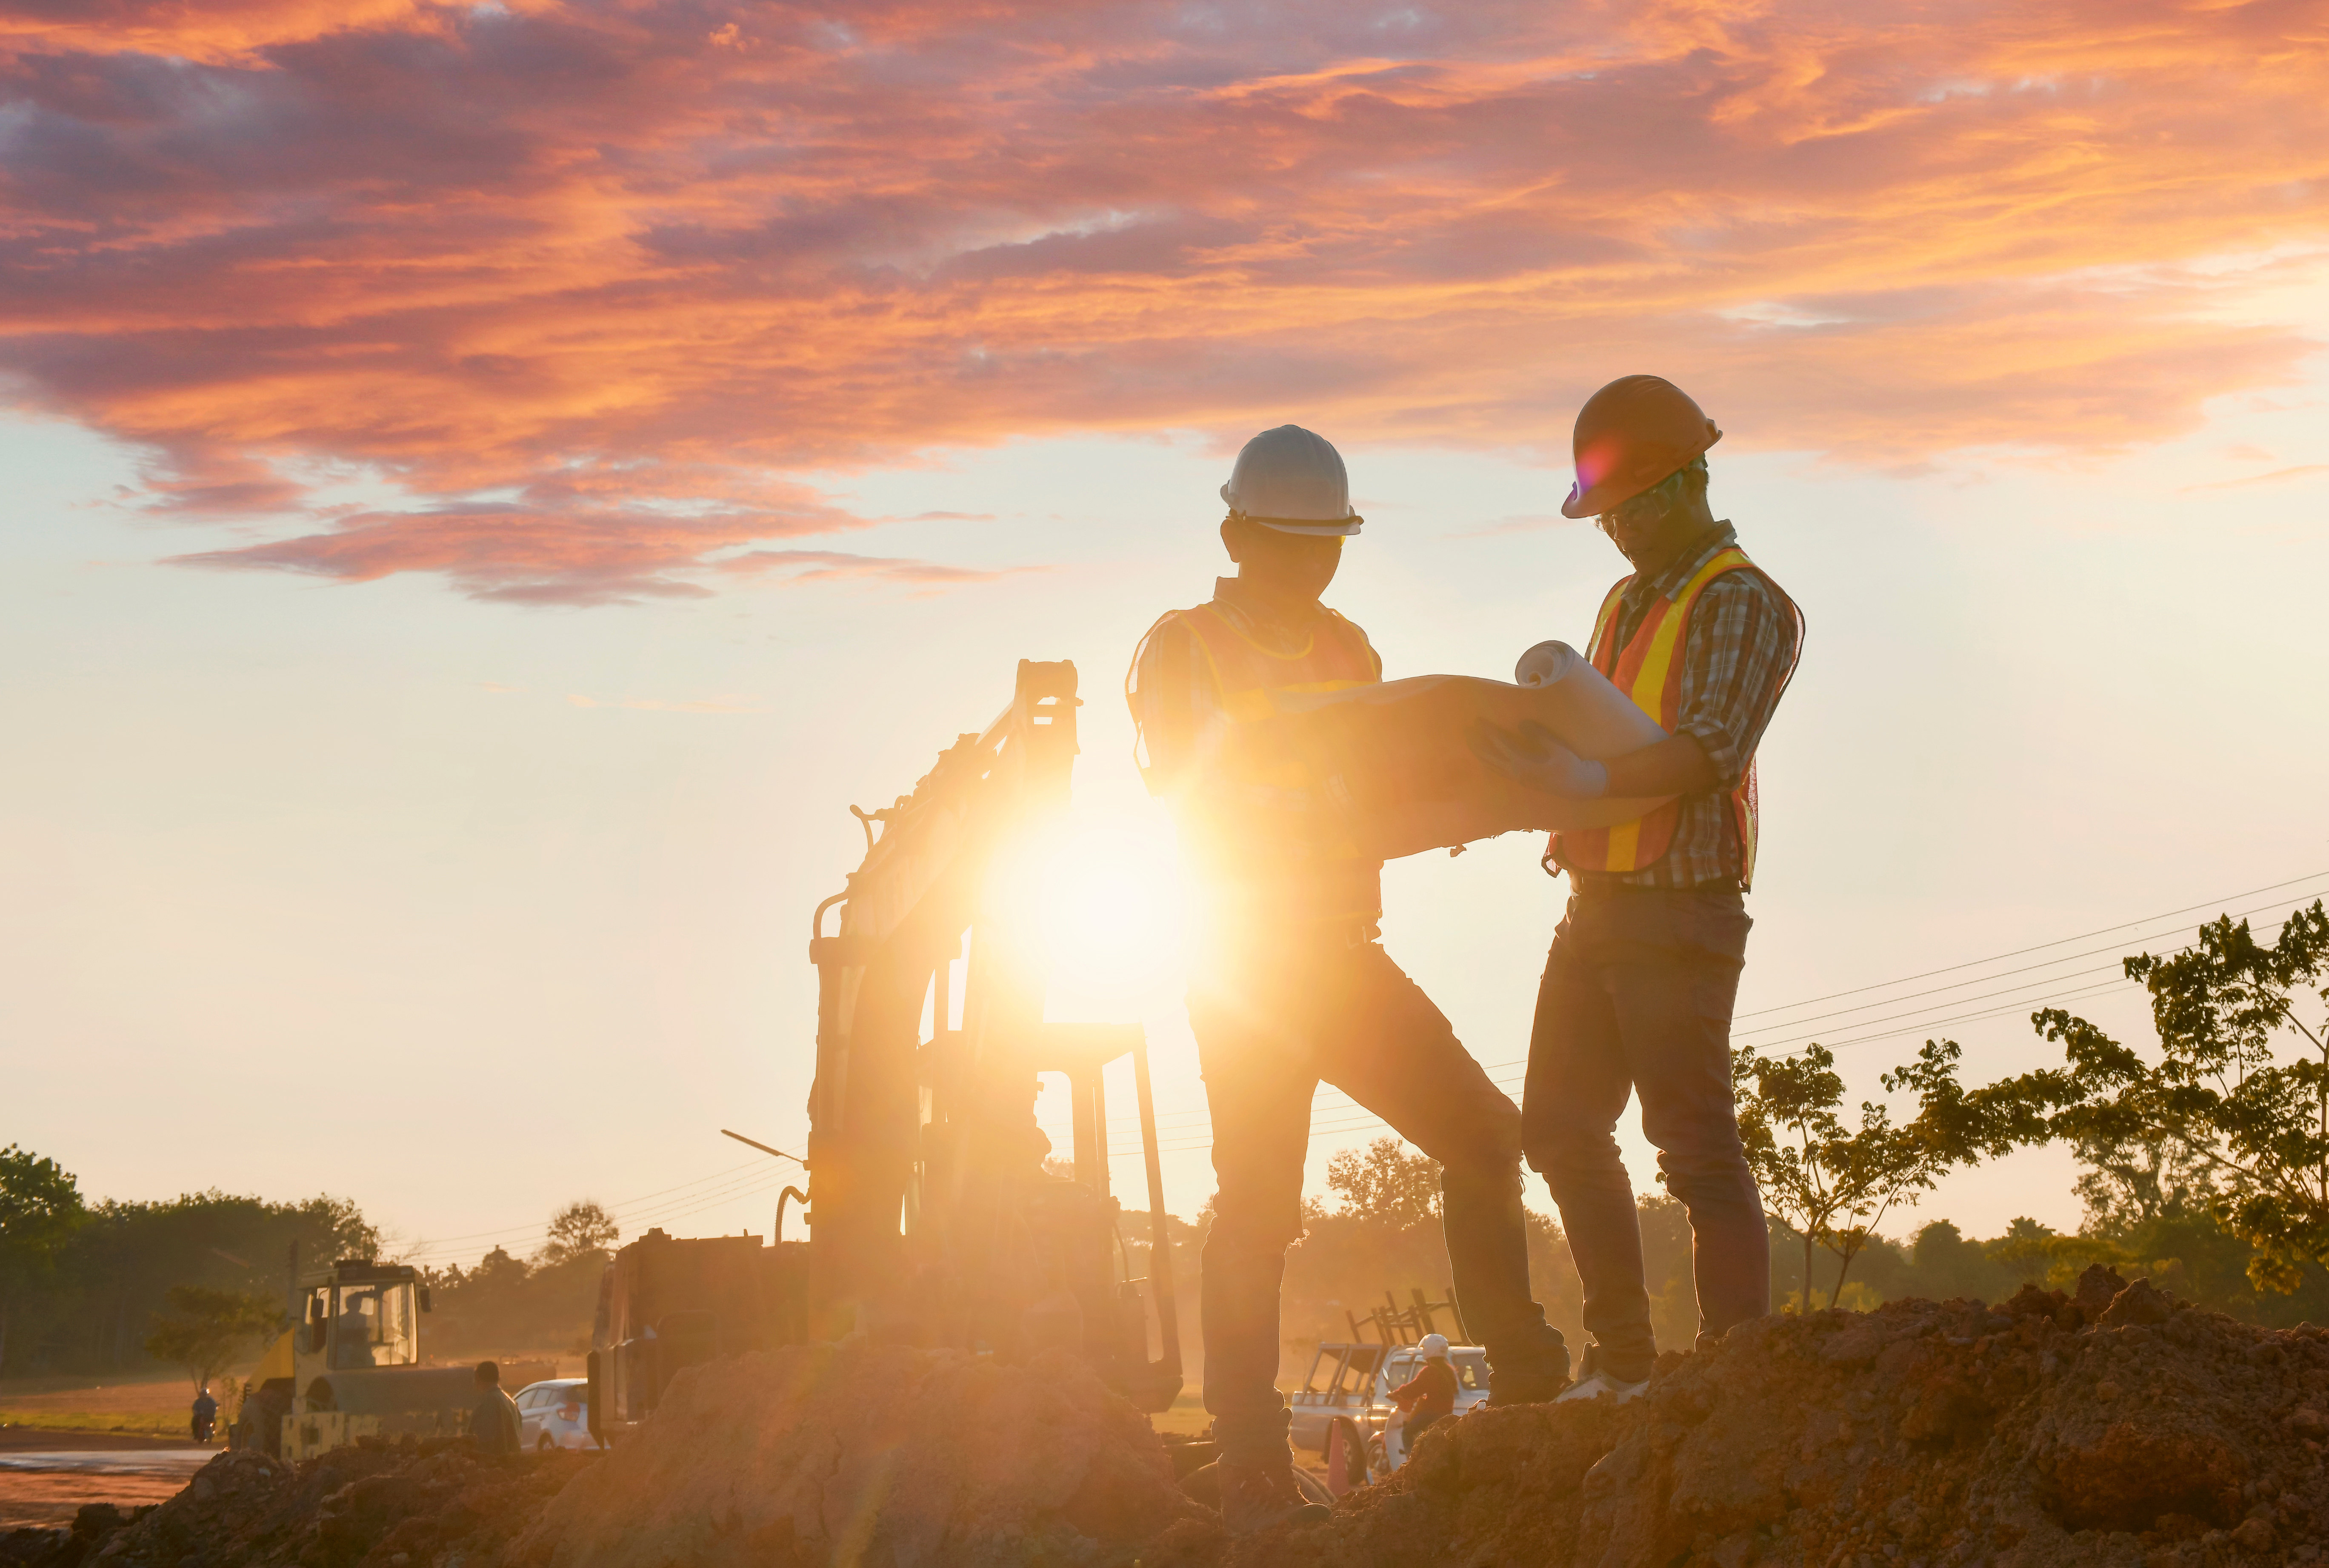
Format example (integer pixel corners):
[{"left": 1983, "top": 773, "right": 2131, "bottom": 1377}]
[{"left": 1468, "top": 720, "right": 1609, "bottom": 799}]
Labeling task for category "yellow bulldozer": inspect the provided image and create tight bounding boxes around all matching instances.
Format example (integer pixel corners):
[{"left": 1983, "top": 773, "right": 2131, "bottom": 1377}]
[{"left": 234, "top": 1255, "right": 550, "bottom": 1459}]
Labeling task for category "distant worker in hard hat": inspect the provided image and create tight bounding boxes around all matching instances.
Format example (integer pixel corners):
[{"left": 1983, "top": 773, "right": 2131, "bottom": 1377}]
[
  {"left": 1128, "top": 425, "right": 1571, "bottom": 1534},
  {"left": 1473, "top": 376, "right": 1804, "bottom": 1405},
  {"left": 1388, "top": 1334, "right": 1459, "bottom": 1449}
]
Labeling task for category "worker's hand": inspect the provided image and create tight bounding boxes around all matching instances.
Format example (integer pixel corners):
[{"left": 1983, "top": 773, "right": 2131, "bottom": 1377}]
[{"left": 1468, "top": 721, "right": 1609, "bottom": 799}]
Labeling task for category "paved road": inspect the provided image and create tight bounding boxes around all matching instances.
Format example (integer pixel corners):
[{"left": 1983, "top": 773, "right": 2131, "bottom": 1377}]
[
  {"left": 0, "top": 1449, "right": 214, "bottom": 1476},
  {"left": 0, "top": 1443, "right": 213, "bottom": 1530}
]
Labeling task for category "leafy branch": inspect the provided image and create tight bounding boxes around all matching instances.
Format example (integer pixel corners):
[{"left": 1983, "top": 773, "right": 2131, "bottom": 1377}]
[
  {"left": 2036, "top": 901, "right": 2329, "bottom": 1293},
  {"left": 1736, "top": 1039, "right": 2072, "bottom": 1309}
]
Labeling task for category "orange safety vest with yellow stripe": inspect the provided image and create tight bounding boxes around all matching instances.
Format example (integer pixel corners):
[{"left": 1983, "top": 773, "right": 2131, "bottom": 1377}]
[
  {"left": 1549, "top": 545, "right": 1772, "bottom": 885},
  {"left": 1129, "top": 600, "right": 1384, "bottom": 925}
]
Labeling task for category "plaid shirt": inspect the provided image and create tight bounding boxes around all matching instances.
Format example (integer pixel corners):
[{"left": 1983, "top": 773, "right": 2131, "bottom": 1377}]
[{"left": 1574, "top": 521, "right": 1803, "bottom": 892}]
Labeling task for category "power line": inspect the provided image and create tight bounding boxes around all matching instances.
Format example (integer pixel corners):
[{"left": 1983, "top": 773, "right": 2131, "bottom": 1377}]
[
  {"left": 1732, "top": 890, "right": 2326, "bottom": 1039},
  {"left": 399, "top": 1157, "right": 792, "bottom": 1262},
  {"left": 1095, "top": 876, "right": 2329, "bottom": 1144},
  {"left": 1731, "top": 871, "right": 2329, "bottom": 1020}
]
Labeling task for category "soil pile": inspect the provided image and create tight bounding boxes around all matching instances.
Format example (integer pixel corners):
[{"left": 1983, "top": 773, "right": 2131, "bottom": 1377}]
[
  {"left": 3, "top": 1503, "right": 151, "bottom": 1568},
  {"left": 1249, "top": 1268, "right": 2329, "bottom": 1567},
  {"left": 19, "top": 1273, "right": 2329, "bottom": 1568},
  {"left": 511, "top": 1344, "right": 1218, "bottom": 1568},
  {"left": 0, "top": 1444, "right": 590, "bottom": 1568}
]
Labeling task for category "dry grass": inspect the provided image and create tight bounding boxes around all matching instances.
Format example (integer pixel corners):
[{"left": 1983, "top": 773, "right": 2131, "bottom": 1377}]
[{"left": 0, "top": 1411, "right": 188, "bottom": 1438}]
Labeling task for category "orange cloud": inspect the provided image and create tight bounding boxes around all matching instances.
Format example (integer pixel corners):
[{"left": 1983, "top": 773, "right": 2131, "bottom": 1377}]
[{"left": 4, "top": 0, "right": 2326, "bottom": 601}]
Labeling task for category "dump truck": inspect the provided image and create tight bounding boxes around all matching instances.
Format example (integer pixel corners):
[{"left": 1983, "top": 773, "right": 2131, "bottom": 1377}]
[
  {"left": 232, "top": 1255, "right": 549, "bottom": 1459},
  {"left": 587, "top": 1225, "right": 807, "bottom": 1443},
  {"left": 588, "top": 659, "right": 1182, "bottom": 1440}
]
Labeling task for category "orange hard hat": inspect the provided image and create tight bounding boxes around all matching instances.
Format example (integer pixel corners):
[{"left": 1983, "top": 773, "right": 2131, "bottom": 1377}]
[{"left": 1560, "top": 375, "right": 1723, "bottom": 519}]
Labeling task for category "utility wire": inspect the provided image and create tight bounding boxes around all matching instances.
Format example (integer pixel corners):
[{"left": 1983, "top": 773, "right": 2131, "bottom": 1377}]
[
  {"left": 1730, "top": 870, "right": 2329, "bottom": 1019},
  {"left": 1091, "top": 877, "right": 2329, "bottom": 1142}
]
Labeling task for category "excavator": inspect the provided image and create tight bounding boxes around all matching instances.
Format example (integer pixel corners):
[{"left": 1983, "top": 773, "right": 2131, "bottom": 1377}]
[{"left": 590, "top": 660, "right": 1181, "bottom": 1440}]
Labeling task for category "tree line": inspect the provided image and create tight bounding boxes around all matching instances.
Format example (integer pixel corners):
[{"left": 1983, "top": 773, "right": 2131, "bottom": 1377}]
[{"left": 0, "top": 1171, "right": 617, "bottom": 1383}]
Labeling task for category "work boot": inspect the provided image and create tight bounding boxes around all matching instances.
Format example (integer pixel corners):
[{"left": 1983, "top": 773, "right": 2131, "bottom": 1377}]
[
  {"left": 1552, "top": 1343, "right": 1651, "bottom": 1407},
  {"left": 1216, "top": 1457, "right": 1332, "bottom": 1535},
  {"left": 1483, "top": 1332, "right": 1572, "bottom": 1406},
  {"left": 1484, "top": 1366, "right": 1571, "bottom": 1407}
]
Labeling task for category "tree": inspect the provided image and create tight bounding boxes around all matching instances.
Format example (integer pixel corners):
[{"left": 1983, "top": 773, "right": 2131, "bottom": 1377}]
[
  {"left": 1982, "top": 1216, "right": 2063, "bottom": 1287},
  {"left": 2069, "top": 1128, "right": 2217, "bottom": 1232},
  {"left": 143, "top": 1285, "right": 283, "bottom": 1389},
  {"left": 1735, "top": 1043, "right": 1854, "bottom": 1308},
  {"left": 1736, "top": 1039, "right": 2067, "bottom": 1309},
  {"left": 1324, "top": 1139, "right": 1441, "bottom": 1228},
  {"left": 0, "top": 1146, "right": 85, "bottom": 1375},
  {"left": 537, "top": 1201, "right": 620, "bottom": 1267},
  {"left": 2037, "top": 900, "right": 2329, "bottom": 1294}
]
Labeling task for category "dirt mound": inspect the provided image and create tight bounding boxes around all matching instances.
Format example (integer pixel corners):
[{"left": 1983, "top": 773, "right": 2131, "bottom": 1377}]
[
  {"left": 23, "top": 1274, "right": 2329, "bottom": 1568},
  {"left": 0, "top": 1443, "right": 590, "bottom": 1568},
  {"left": 1243, "top": 1269, "right": 2329, "bottom": 1567},
  {"left": 510, "top": 1343, "right": 1217, "bottom": 1568}
]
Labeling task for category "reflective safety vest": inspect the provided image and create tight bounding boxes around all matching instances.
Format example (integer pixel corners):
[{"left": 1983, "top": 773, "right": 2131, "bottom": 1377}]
[
  {"left": 1130, "top": 600, "right": 1383, "bottom": 926},
  {"left": 1549, "top": 545, "right": 1777, "bottom": 886}
]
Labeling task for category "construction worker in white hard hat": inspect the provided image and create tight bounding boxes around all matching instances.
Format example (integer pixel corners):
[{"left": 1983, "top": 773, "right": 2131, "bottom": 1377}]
[
  {"left": 1127, "top": 425, "right": 1570, "bottom": 1535},
  {"left": 1387, "top": 1333, "right": 1459, "bottom": 1450}
]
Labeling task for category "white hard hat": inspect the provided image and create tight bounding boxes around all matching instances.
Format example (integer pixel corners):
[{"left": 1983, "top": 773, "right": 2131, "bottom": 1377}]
[
  {"left": 1220, "top": 425, "right": 1363, "bottom": 536},
  {"left": 1417, "top": 1334, "right": 1449, "bottom": 1357}
]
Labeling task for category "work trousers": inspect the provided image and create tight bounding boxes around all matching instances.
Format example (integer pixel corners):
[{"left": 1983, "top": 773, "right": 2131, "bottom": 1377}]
[
  {"left": 1521, "top": 887, "right": 1767, "bottom": 1381},
  {"left": 1192, "top": 933, "right": 1566, "bottom": 1463}
]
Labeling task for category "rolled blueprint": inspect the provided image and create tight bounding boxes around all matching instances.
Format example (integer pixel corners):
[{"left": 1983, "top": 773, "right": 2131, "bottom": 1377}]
[{"left": 1260, "top": 642, "right": 1674, "bottom": 857}]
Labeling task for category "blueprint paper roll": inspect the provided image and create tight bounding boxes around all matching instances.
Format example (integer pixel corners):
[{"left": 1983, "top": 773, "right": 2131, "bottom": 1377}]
[
  {"left": 1513, "top": 640, "right": 1578, "bottom": 688},
  {"left": 1263, "top": 657, "right": 1674, "bottom": 854}
]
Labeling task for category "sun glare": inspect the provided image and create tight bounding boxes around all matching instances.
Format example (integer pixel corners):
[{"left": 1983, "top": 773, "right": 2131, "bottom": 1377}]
[{"left": 992, "top": 806, "right": 1189, "bottom": 1015}]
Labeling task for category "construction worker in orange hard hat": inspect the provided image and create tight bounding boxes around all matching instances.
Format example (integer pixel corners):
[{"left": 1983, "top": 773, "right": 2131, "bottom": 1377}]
[
  {"left": 1473, "top": 375, "right": 1805, "bottom": 1405},
  {"left": 1127, "top": 426, "right": 1571, "bottom": 1534}
]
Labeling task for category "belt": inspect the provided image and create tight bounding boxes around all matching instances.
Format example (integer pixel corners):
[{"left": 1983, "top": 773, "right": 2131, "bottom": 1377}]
[{"left": 1571, "top": 877, "right": 1742, "bottom": 897}]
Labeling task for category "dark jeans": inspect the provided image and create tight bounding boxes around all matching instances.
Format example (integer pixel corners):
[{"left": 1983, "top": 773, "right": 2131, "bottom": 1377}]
[
  {"left": 1192, "top": 935, "right": 1567, "bottom": 1463},
  {"left": 1521, "top": 888, "right": 1766, "bottom": 1381}
]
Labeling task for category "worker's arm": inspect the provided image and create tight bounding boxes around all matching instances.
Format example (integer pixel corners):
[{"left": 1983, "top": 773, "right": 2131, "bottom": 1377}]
[
  {"left": 1471, "top": 574, "right": 1800, "bottom": 802},
  {"left": 1469, "top": 722, "right": 1712, "bottom": 800}
]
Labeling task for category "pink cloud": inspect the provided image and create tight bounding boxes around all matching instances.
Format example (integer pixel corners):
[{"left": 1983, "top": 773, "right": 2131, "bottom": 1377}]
[
  {"left": 719, "top": 548, "right": 1032, "bottom": 591},
  {"left": 3, "top": 0, "right": 2325, "bottom": 601}
]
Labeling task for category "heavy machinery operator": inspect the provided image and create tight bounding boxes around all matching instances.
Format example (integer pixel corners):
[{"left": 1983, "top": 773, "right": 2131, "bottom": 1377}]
[
  {"left": 1127, "top": 425, "right": 1570, "bottom": 1534},
  {"left": 1474, "top": 375, "right": 1804, "bottom": 1405}
]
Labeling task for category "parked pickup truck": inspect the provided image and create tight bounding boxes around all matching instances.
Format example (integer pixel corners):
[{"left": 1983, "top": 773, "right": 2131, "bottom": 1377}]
[{"left": 1286, "top": 1339, "right": 1492, "bottom": 1484}]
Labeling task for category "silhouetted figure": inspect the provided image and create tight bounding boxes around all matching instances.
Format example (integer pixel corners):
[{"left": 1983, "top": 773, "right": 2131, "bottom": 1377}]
[
  {"left": 469, "top": 1361, "right": 521, "bottom": 1454},
  {"left": 191, "top": 1384, "right": 218, "bottom": 1443}
]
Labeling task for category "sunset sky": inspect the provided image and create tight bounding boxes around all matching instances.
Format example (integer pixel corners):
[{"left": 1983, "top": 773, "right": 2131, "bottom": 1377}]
[{"left": 7, "top": 0, "right": 2328, "bottom": 1268}]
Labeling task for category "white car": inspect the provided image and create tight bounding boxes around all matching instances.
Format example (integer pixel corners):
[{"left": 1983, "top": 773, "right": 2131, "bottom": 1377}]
[{"left": 512, "top": 1378, "right": 594, "bottom": 1451}]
